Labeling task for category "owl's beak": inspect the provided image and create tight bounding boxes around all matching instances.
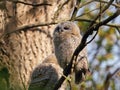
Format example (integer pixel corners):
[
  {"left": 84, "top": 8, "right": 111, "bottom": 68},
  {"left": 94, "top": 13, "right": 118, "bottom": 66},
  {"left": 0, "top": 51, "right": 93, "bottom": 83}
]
[
  {"left": 58, "top": 28, "right": 63, "bottom": 33},
  {"left": 55, "top": 27, "right": 63, "bottom": 33}
]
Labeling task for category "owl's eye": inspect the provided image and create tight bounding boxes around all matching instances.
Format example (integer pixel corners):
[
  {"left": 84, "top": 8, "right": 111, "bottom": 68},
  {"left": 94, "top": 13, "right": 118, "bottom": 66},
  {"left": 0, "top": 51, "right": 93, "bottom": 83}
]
[{"left": 63, "top": 26, "right": 70, "bottom": 30}]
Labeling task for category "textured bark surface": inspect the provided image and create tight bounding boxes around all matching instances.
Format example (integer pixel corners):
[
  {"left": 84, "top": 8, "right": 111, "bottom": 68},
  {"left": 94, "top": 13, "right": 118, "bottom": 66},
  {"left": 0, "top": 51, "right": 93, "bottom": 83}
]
[{"left": 0, "top": 0, "right": 76, "bottom": 90}]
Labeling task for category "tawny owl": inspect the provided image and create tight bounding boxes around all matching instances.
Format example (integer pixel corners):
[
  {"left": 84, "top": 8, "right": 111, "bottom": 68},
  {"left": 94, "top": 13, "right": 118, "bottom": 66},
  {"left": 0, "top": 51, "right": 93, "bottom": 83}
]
[
  {"left": 29, "top": 54, "right": 66, "bottom": 90},
  {"left": 53, "top": 21, "right": 90, "bottom": 84}
]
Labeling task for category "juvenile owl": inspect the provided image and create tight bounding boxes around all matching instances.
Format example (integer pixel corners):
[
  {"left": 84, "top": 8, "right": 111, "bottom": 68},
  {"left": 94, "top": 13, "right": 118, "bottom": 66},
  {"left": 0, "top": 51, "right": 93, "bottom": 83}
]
[
  {"left": 53, "top": 21, "right": 90, "bottom": 84},
  {"left": 29, "top": 54, "right": 66, "bottom": 90}
]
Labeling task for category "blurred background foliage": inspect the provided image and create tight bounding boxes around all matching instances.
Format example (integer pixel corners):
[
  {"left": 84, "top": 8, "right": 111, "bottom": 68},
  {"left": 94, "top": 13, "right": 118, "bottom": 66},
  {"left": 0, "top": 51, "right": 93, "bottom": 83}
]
[{"left": 76, "top": 0, "right": 120, "bottom": 90}]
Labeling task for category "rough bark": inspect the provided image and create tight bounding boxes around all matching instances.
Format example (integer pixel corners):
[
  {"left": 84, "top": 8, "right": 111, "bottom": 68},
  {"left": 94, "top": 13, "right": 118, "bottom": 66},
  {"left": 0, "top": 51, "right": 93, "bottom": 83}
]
[{"left": 0, "top": 0, "right": 76, "bottom": 90}]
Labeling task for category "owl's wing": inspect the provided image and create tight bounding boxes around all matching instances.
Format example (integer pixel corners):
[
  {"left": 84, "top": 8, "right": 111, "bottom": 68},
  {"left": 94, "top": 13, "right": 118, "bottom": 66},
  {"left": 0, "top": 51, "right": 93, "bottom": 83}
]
[
  {"left": 74, "top": 54, "right": 90, "bottom": 84},
  {"left": 75, "top": 67, "right": 90, "bottom": 84}
]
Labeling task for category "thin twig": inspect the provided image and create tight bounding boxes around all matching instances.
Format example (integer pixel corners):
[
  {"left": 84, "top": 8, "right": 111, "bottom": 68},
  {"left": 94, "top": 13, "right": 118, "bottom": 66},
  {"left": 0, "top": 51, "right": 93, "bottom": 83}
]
[
  {"left": 76, "top": 8, "right": 99, "bottom": 18},
  {"left": 99, "top": 0, "right": 102, "bottom": 22},
  {"left": 86, "top": 30, "right": 99, "bottom": 44},
  {"left": 116, "top": 27, "right": 120, "bottom": 34},
  {"left": 71, "top": 0, "right": 81, "bottom": 20},
  {"left": 95, "top": 0, "right": 120, "bottom": 8},
  {"left": 74, "top": 18, "right": 120, "bottom": 28},
  {"left": 104, "top": 68, "right": 120, "bottom": 90},
  {"left": 89, "top": 0, "right": 114, "bottom": 27},
  {"left": 0, "top": 22, "right": 59, "bottom": 40},
  {"left": 78, "top": 0, "right": 93, "bottom": 8},
  {"left": 101, "top": 0, "right": 114, "bottom": 13},
  {"left": 7, "top": 0, "right": 52, "bottom": 6}
]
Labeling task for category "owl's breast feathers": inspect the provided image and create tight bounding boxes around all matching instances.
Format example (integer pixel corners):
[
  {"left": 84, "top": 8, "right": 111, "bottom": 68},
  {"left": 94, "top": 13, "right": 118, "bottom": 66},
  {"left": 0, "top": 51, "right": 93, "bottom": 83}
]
[{"left": 54, "top": 35, "right": 80, "bottom": 68}]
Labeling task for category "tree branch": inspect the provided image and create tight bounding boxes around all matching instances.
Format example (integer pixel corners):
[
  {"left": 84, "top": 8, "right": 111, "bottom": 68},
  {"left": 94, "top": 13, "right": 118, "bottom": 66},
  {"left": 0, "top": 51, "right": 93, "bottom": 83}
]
[
  {"left": 89, "top": 0, "right": 114, "bottom": 27},
  {"left": 0, "top": 22, "right": 58, "bottom": 40},
  {"left": 86, "top": 30, "right": 99, "bottom": 44},
  {"left": 95, "top": 0, "right": 120, "bottom": 8},
  {"left": 7, "top": 0, "right": 52, "bottom": 6},
  {"left": 78, "top": 0, "right": 93, "bottom": 8},
  {"left": 104, "top": 68, "right": 120, "bottom": 90},
  {"left": 71, "top": 0, "right": 81, "bottom": 20},
  {"left": 116, "top": 27, "right": 120, "bottom": 34},
  {"left": 74, "top": 18, "right": 120, "bottom": 28}
]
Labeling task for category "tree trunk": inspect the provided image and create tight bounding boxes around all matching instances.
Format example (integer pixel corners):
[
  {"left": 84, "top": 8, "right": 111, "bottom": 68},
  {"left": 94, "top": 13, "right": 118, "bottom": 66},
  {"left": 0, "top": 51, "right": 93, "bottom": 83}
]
[{"left": 0, "top": 0, "right": 76, "bottom": 90}]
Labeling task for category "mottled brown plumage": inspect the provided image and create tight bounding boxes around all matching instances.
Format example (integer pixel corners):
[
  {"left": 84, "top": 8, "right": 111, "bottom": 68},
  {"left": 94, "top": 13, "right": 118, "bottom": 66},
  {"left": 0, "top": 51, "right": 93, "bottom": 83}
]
[
  {"left": 29, "top": 54, "right": 66, "bottom": 90},
  {"left": 53, "top": 21, "right": 90, "bottom": 84}
]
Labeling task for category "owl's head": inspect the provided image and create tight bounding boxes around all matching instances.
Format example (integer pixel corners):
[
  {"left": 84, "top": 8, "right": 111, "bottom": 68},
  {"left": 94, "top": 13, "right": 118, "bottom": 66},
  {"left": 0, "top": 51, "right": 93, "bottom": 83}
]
[{"left": 53, "top": 21, "right": 80, "bottom": 38}]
